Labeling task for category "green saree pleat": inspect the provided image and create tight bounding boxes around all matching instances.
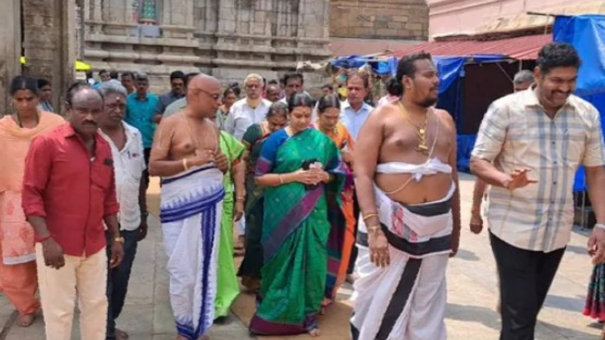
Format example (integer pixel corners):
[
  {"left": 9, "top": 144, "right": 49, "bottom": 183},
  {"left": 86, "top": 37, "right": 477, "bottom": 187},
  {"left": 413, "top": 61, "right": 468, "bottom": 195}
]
[{"left": 214, "top": 132, "right": 245, "bottom": 318}]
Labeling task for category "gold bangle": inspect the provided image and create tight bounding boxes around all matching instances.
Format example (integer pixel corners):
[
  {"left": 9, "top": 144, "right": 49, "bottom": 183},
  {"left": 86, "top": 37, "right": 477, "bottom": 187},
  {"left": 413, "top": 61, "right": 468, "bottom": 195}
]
[
  {"left": 362, "top": 213, "right": 378, "bottom": 221},
  {"left": 367, "top": 225, "right": 381, "bottom": 234},
  {"left": 236, "top": 196, "right": 245, "bottom": 201},
  {"left": 182, "top": 158, "right": 189, "bottom": 171},
  {"left": 279, "top": 174, "right": 284, "bottom": 184}
]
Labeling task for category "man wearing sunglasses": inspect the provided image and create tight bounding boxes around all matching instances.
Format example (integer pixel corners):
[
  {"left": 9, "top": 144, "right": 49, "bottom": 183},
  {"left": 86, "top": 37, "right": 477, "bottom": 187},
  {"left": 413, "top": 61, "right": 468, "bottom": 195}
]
[{"left": 149, "top": 74, "right": 229, "bottom": 340}]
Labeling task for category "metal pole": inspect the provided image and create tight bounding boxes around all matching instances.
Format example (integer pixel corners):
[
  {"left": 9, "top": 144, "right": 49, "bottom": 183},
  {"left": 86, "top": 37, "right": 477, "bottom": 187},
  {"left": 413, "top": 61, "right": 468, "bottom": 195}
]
[{"left": 526, "top": 11, "right": 556, "bottom": 17}]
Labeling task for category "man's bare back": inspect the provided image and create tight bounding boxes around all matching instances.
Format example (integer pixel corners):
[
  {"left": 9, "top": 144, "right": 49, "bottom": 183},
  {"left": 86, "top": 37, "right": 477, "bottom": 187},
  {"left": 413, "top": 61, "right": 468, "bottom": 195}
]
[{"left": 365, "top": 102, "right": 456, "bottom": 204}]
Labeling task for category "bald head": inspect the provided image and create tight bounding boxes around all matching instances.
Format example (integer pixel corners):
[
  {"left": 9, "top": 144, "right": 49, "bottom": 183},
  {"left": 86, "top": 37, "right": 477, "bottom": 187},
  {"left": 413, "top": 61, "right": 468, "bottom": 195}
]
[
  {"left": 67, "top": 87, "right": 104, "bottom": 140},
  {"left": 72, "top": 87, "right": 104, "bottom": 104},
  {"left": 266, "top": 84, "right": 281, "bottom": 102},
  {"left": 186, "top": 74, "right": 222, "bottom": 119},
  {"left": 188, "top": 74, "right": 220, "bottom": 91}
]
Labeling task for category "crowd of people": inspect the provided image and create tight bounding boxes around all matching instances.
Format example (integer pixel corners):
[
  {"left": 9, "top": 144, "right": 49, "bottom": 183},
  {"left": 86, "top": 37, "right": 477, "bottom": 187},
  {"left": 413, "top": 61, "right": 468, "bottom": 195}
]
[{"left": 1, "top": 41, "right": 605, "bottom": 340}]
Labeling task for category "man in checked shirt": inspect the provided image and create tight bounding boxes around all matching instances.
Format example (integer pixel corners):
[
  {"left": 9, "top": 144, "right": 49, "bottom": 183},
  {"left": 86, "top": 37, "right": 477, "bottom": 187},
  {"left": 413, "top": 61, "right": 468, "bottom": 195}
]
[{"left": 471, "top": 42, "right": 605, "bottom": 340}]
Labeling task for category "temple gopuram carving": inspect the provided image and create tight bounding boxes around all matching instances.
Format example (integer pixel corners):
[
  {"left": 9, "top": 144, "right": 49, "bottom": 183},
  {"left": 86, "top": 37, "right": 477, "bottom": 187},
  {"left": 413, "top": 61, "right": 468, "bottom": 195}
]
[{"left": 82, "top": 0, "right": 332, "bottom": 91}]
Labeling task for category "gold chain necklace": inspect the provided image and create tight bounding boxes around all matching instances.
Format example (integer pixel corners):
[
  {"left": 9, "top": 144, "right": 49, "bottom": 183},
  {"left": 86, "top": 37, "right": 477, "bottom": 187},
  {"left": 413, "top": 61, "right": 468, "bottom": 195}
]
[{"left": 398, "top": 101, "right": 430, "bottom": 154}]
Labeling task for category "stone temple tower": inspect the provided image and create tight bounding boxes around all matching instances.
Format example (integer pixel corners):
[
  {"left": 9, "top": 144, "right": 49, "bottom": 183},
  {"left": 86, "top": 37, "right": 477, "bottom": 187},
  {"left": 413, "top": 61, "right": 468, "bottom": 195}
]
[{"left": 82, "top": 0, "right": 333, "bottom": 92}]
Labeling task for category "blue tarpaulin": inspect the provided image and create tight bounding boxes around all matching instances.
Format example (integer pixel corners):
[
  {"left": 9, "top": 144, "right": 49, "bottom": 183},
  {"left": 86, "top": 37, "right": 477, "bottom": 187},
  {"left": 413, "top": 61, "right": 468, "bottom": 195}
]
[
  {"left": 330, "top": 55, "right": 398, "bottom": 76},
  {"left": 572, "top": 93, "right": 605, "bottom": 191},
  {"left": 433, "top": 55, "right": 507, "bottom": 169},
  {"left": 434, "top": 55, "right": 506, "bottom": 96},
  {"left": 331, "top": 53, "right": 508, "bottom": 169},
  {"left": 554, "top": 15, "right": 605, "bottom": 97},
  {"left": 553, "top": 15, "right": 605, "bottom": 191}
]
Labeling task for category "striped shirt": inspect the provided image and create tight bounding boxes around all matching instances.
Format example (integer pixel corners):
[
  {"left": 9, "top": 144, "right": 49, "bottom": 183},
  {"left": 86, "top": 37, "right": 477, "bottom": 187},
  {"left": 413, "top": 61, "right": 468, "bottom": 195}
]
[{"left": 472, "top": 87, "right": 605, "bottom": 252}]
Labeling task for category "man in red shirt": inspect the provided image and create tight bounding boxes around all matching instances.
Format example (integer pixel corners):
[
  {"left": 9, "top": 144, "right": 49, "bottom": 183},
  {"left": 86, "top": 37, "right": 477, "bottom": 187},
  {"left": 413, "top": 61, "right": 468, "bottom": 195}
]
[{"left": 22, "top": 83, "right": 124, "bottom": 340}]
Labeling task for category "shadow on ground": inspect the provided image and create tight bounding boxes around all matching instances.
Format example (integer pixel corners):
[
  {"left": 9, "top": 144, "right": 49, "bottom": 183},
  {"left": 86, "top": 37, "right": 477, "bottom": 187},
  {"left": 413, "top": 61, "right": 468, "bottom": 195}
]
[{"left": 455, "top": 249, "right": 480, "bottom": 262}]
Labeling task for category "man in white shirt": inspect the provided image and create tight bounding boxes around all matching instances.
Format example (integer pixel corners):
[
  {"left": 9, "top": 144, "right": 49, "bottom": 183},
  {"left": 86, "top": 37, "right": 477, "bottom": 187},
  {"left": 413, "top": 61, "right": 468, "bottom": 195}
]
[
  {"left": 224, "top": 74, "right": 272, "bottom": 140},
  {"left": 340, "top": 71, "right": 374, "bottom": 141},
  {"left": 339, "top": 71, "right": 375, "bottom": 283},
  {"left": 98, "top": 82, "right": 148, "bottom": 340}
]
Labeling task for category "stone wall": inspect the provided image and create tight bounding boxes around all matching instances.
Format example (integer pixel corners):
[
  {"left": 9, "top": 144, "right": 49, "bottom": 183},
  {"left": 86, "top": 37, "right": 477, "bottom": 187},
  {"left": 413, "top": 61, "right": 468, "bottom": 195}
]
[
  {"left": 330, "top": 0, "right": 429, "bottom": 41},
  {"left": 0, "top": 0, "right": 21, "bottom": 112},
  {"left": 83, "top": 0, "right": 332, "bottom": 93},
  {"left": 22, "top": 0, "right": 75, "bottom": 113}
]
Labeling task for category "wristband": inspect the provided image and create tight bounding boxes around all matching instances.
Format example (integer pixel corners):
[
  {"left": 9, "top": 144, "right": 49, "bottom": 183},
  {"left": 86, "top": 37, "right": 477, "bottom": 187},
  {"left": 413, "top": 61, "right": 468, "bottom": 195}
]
[
  {"left": 182, "top": 158, "right": 189, "bottom": 171},
  {"left": 595, "top": 223, "right": 605, "bottom": 230}
]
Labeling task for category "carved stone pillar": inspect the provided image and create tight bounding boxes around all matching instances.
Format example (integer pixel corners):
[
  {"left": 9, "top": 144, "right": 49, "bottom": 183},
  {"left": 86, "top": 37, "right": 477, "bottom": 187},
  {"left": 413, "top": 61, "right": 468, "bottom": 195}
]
[
  {"left": 23, "top": 0, "right": 75, "bottom": 114},
  {"left": 184, "top": 0, "right": 194, "bottom": 27},
  {"left": 217, "top": 0, "right": 237, "bottom": 34},
  {"left": 93, "top": 0, "right": 103, "bottom": 22},
  {"left": 161, "top": 0, "right": 193, "bottom": 27},
  {"left": 0, "top": 0, "right": 21, "bottom": 113}
]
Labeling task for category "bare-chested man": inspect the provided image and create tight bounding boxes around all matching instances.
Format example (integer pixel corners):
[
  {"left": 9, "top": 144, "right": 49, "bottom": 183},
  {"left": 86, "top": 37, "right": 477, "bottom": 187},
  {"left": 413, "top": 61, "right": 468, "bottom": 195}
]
[
  {"left": 149, "top": 74, "right": 228, "bottom": 340},
  {"left": 350, "top": 53, "right": 461, "bottom": 340}
]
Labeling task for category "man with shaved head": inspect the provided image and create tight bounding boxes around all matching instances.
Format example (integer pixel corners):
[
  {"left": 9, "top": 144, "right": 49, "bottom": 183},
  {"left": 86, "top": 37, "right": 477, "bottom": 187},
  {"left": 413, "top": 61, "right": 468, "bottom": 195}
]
[
  {"left": 149, "top": 74, "right": 229, "bottom": 340},
  {"left": 22, "top": 83, "right": 124, "bottom": 340}
]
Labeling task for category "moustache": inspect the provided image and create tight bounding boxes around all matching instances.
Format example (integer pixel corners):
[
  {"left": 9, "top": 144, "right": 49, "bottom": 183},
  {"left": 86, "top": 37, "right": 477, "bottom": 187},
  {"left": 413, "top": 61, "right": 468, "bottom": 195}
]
[{"left": 83, "top": 121, "right": 98, "bottom": 127}]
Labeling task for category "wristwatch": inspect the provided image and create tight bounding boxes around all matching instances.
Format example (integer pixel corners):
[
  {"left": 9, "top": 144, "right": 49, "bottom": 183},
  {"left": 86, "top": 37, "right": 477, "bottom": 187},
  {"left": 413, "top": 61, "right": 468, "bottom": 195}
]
[{"left": 114, "top": 237, "right": 125, "bottom": 244}]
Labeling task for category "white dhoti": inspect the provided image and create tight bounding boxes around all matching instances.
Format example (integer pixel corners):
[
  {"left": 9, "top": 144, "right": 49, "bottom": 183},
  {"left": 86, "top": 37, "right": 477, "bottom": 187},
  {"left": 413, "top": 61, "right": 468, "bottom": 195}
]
[
  {"left": 350, "top": 183, "right": 455, "bottom": 340},
  {"left": 160, "top": 165, "right": 225, "bottom": 340}
]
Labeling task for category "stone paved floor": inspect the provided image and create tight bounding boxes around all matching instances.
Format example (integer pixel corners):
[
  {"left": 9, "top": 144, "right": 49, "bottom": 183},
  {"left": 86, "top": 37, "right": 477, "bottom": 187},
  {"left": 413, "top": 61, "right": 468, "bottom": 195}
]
[{"left": 0, "top": 174, "right": 601, "bottom": 339}]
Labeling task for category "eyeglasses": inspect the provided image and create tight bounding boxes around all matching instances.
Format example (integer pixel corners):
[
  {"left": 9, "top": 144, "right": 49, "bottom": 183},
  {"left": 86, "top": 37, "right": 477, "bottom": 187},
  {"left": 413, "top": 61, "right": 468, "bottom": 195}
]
[{"left": 190, "top": 88, "right": 222, "bottom": 101}]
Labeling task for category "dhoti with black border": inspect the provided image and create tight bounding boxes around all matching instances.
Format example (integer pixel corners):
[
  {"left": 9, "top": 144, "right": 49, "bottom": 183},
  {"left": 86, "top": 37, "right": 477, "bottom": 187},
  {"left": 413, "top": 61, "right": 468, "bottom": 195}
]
[{"left": 350, "top": 183, "right": 455, "bottom": 340}]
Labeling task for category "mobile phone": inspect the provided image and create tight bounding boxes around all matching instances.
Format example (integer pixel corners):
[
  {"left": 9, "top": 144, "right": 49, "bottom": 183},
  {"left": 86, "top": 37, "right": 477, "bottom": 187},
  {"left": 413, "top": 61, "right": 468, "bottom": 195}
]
[{"left": 301, "top": 159, "right": 319, "bottom": 190}]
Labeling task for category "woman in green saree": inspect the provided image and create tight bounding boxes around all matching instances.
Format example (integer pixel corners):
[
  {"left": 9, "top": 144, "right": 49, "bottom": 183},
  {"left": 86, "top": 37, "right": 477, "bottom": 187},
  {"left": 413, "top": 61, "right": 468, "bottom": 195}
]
[
  {"left": 214, "top": 129, "right": 246, "bottom": 319},
  {"left": 237, "top": 102, "right": 288, "bottom": 292},
  {"left": 249, "top": 93, "right": 346, "bottom": 336}
]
